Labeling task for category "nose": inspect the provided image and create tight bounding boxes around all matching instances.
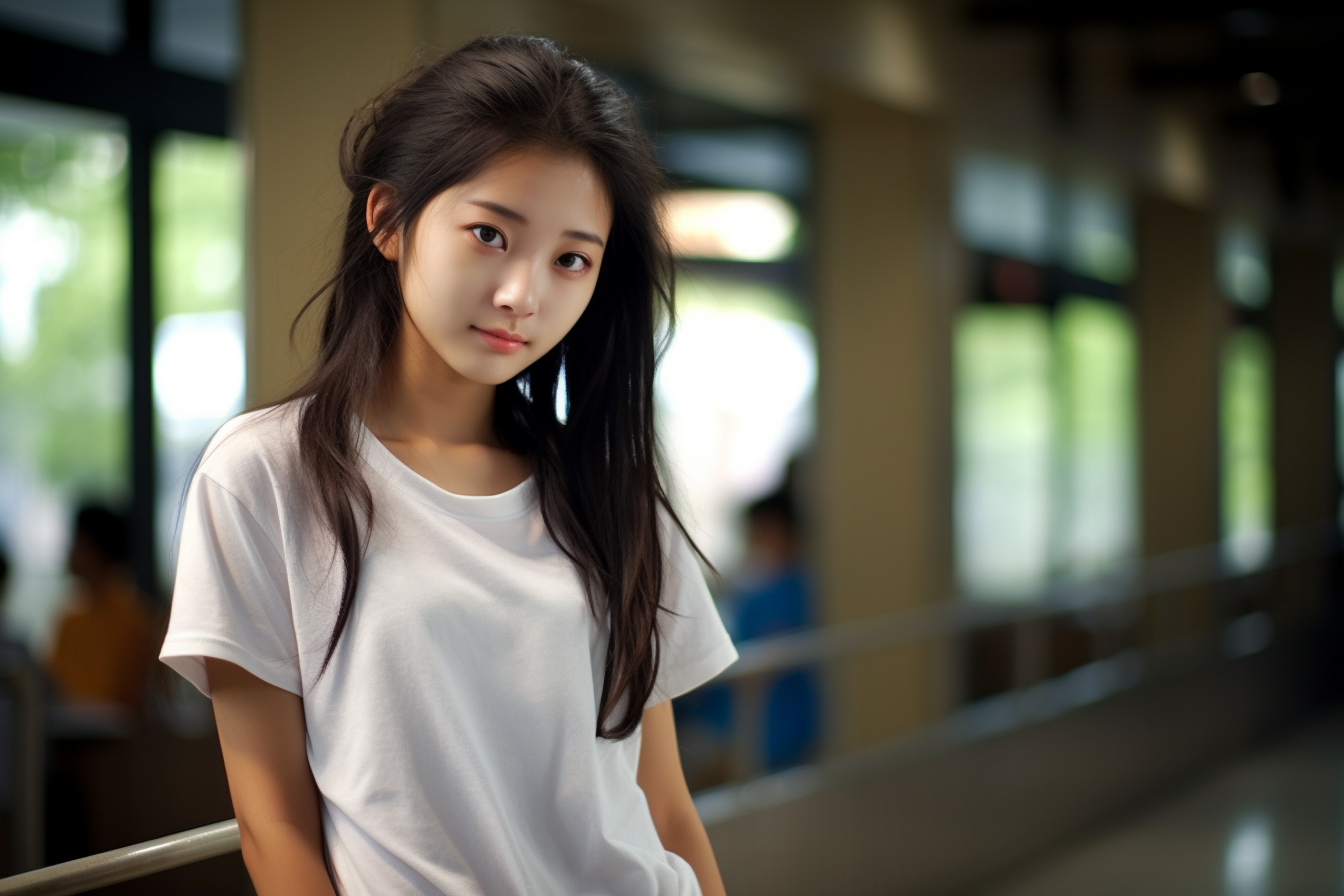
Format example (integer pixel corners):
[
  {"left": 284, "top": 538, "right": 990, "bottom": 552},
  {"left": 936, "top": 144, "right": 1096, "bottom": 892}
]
[{"left": 493, "top": 259, "right": 538, "bottom": 318}]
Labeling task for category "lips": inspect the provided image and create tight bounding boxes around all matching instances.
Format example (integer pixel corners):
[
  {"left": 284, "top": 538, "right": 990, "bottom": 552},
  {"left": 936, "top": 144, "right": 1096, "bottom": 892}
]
[{"left": 472, "top": 326, "right": 528, "bottom": 354}]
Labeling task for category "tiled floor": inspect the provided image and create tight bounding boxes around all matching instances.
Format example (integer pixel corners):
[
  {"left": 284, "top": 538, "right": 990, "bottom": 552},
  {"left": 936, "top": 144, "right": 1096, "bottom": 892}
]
[{"left": 980, "top": 709, "right": 1344, "bottom": 896}]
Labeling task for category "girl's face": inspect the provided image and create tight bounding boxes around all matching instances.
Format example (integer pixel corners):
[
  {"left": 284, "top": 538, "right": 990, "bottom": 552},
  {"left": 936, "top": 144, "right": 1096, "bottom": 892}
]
[{"left": 378, "top": 148, "right": 613, "bottom": 386}]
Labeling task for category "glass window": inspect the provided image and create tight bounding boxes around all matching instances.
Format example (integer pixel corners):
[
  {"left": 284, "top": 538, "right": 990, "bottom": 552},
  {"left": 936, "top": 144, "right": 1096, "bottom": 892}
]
[
  {"left": 953, "top": 152, "right": 1051, "bottom": 263},
  {"left": 1053, "top": 297, "right": 1137, "bottom": 577},
  {"left": 954, "top": 305, "right": 1053, "bottom": 599},
  {"left": 1218, "top": 221, "right": 1271, "bottom": 310},
  {"left": 659, "top": 129, "right": 808, "bottom": 196},
  {"left": 1220, "top": 328, "right": 1273, "bottom": 571},
  {"left": 1059, "top": 181, "right": 1133, "bottom": 284},
  {"left": 151, "top": 131, "right": 245, "bottom": 588},
  {"left": 1333, "top": 258, "right": 1344, "bottom": 329},
  {"left": 0, "top": 0, "right": 122, "bottom": 53},
  {"left": 655, "top": 277, "right": 814, "bottom": 569},
  {"left": 955, "top": 298, "right": 1137, "bottom": 598},
  {"left": 0, "top": 95, "right": 128, "bottom": 650},
  {"left": 153, "top": 0, "right": 240, "bottom": 82},
  {"left": 954, "top": 153, "right": 1134, "bottom": 282}
]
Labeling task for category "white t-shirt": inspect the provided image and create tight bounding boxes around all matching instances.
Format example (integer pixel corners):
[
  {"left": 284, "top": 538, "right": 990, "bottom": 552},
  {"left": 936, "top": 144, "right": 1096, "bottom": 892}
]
[{"left": 160, "top": 403, "right": 737, "bottom": 896}]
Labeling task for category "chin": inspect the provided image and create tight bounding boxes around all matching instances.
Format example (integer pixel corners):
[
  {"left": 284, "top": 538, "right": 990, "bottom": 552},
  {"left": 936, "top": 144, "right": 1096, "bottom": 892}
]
[{"left": 458, "top": 357, "right": 533, "bottom": 387}]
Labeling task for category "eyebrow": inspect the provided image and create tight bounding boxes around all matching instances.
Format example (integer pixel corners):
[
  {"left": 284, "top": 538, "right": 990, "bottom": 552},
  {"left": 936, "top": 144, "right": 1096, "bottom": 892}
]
[{"left": 468, "top": 199, "right": 606, "bottom": 248}]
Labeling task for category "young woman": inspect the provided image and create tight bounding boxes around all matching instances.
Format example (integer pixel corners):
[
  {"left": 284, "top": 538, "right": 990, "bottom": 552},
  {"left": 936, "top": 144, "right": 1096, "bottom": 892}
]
[{"left": 160, "top": 35, "right": 737, "bottom": 896}]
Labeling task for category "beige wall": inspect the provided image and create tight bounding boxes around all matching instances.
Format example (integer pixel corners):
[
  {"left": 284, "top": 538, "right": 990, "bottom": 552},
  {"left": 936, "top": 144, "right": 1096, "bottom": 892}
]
[
  {"left": 1270, "top": 243, "right": 1337, "bottom": 621},
  {"left": 1271, "top": 243, "right": 1336, "bottom": 529},
  {"left": 243, "top": 0, "right": 423, "bottom": 405},
  {"left": 1133, "top": 195, "right": 1222, "bottom": 558},
  {"left": 1132, "top": 195, "right": 1222, "bottom": 641},
  {"left": 814, "top": 86, "right": 956, "bottom": 749}
]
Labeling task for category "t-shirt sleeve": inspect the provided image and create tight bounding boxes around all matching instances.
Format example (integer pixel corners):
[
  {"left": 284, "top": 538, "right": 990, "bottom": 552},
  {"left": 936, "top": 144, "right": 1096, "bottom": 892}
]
[
  {"left": 159, "top": 470, "right": 302, "bottom": 698},
  {"left": 647, "top": 516, "right": 738, "bottom": 707}
]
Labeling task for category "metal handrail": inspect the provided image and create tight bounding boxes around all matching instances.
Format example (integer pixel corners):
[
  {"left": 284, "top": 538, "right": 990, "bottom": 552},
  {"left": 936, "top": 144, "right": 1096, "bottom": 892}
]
[
  {"left": 0, "top": 820, "right": 239, "bottom": 896},
  {"left": 720, "top": 520, "right": 1338, "bottom": 680},
  {"left": 0, "top": 521, "right": 1335, "bottom": 894},
  {"left": 695, "top": 520, "right": 1340, "bottom": 820},
  {"left": 0, "top": 645, "right": 44, "bottom": 873}
]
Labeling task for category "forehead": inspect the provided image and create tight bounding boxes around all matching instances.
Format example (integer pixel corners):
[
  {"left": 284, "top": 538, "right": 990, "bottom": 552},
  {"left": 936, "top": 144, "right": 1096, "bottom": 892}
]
[{"left": 445, "top": 148, "right": 612, "bottom": 226}]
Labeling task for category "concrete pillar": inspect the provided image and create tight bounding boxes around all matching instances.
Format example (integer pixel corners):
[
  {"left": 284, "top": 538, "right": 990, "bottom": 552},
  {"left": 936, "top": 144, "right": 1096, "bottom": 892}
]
[
  {"left": 1132, "top": 195, "right": 1221, "bottom": 640},
  {"left": 243, "top": 0, "right": 422, "bottom": 405},
  {"left": 1269, "top": 243, "right": 1336, "bottom": 619},
  {"left": 814, "top": 86, "right": 955, "bottom": 751}
]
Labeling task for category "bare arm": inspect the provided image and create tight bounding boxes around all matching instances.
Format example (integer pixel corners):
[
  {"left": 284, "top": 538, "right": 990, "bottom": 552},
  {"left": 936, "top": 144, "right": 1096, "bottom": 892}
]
[
  {"left": 206, "top": 658, "right": 335, "bottom": 896},
  {"left": 637, "top": 700, "right": 728, "bottom": 896}
]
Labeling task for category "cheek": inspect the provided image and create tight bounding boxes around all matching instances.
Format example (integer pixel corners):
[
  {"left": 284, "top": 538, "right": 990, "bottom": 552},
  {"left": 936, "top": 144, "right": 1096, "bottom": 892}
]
[{"left": 400, "top": 255, "right": 482, "bottom": 332}]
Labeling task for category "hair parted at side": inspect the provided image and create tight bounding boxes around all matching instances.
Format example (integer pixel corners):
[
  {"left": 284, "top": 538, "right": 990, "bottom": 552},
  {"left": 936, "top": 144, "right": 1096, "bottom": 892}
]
[{"left": 281, "top": 34, "right": 696, "bottom": 739}]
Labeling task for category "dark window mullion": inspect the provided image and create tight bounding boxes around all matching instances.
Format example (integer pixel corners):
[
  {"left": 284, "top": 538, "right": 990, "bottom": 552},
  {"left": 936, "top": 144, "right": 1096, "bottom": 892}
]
[
  {"left": 129, "top": 118, "right": 159, "bottom": 600},
  {"left": 127, "top": 0, "right": 158, "bottom": 600}
]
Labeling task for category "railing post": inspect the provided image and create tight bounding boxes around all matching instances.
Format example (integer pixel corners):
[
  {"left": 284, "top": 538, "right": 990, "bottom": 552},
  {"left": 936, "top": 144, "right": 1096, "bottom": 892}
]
[
  {"left": 0, "top": 646, "right": 44, "bottom": 873},
  {"left": 731, "top": 675, "right": 765, "bottom": 781}
]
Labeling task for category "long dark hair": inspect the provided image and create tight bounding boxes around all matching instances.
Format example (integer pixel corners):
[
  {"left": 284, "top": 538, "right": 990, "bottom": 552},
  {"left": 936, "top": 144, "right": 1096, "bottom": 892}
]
[{"left": 283, "top": 35, "right": 693, "bottom": 739}]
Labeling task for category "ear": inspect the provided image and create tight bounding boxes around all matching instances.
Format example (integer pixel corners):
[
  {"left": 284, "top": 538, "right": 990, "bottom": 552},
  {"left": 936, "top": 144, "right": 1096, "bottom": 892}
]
[{"left": 365, "top": 184, "right": 400, "bottom": 262}]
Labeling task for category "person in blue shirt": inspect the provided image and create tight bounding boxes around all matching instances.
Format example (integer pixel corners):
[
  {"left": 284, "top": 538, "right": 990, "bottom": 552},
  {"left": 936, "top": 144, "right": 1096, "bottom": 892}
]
[
  {"left": 676, "top": 483, "right": 821, "bottom": 780},
  {"left": 725, "top": 488, "right": 820, "bottom": 770}
]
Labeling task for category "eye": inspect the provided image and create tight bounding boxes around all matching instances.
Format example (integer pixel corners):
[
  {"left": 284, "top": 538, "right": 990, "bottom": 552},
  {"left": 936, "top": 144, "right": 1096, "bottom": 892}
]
[
  {"left": 556, "top": 252, "right": 590, "bottom": 273},
  {"left": 470, "top": 224, "right": 505, "bottom": 248}
]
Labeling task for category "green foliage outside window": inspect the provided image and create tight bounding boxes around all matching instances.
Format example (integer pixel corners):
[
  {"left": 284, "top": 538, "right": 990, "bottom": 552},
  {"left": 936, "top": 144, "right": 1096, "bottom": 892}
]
[
  {"left": 0, "top": 104, "right": 129, "bottom": 647},
  {"left": 153, "top": 132, "right": 243, "bottom": 321},
  {"left": 955, "top": 297, "right": 1138, "bottom": 600},
  {"left": 955, "top": 305, "right": 1053, "bottom": 600},
  {"left": 1053, "top": 297, "right": 1138, "bottom": 578},
  {"left": 0, "top": 127, "right": 128, "bottom": 493},
  {"left": 151, "top": 131, "right": 245, "bottom": 589},
  {"left": 1220, "top": 328, "right": 1273, "bottom": 570}
]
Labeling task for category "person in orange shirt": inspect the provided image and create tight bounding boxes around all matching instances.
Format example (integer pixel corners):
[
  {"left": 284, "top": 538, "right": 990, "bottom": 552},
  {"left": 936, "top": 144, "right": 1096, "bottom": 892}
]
[{"left": 46, "top": 504, "right": 154, "bottom": 710}]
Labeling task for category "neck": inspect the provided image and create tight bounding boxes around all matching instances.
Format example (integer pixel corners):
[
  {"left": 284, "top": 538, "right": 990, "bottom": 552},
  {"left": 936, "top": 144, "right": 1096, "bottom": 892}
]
[{"left": 364, "top": 315, "right": 498, "bottom": 447}]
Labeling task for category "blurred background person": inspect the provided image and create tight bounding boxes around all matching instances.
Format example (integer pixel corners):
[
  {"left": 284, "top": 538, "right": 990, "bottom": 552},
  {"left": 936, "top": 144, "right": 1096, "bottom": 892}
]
[
  {"left": 677, "top": 467, "right": 821, "bottom": 785},
  {"left": 45, "top": 503, "right": 154, "bottom": 713},
  {"left": 722, "top": 478, "right": 821, "bottom": 771}
]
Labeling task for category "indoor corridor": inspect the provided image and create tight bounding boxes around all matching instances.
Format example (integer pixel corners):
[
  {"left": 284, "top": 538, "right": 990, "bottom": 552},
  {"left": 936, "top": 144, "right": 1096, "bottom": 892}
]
[{"left": 2, "top": 1, "right": 1344, "bottom": 895}]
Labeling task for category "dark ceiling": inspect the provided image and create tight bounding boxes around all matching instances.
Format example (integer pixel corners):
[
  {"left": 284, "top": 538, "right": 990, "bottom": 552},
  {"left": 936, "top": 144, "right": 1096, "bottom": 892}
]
[{"left": 966, "top": 1, "right": 1344, "bottom": 205}]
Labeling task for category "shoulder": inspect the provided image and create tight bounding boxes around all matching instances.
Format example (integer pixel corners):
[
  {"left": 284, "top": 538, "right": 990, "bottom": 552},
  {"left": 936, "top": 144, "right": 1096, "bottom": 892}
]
[
  {"left": 194, "top": 400, "right": 305, "bottom": 500},
  {"left": 656, "top": 502, "right": 701, "bottom": 567},
  {"left": 655, "top": 502, "right": 711, "bottom": 601}
]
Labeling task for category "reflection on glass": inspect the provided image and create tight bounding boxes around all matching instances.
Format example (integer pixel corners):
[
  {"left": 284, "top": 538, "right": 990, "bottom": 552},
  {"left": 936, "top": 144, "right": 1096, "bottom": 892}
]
[
  {"left": 154, "top": 0, "right": 240, "bottom": 82},
  {"left": 1223, "top": 811, "right": 1273, "bottom": 896},
  {"left": 955, "top": 306, "right": 1052, "bottom": 600},
  {"left": 1054, "top": 297, "right": 1137, "bottom": 577},
  {"left": 954, "top": 152, "right": 1050, "bottom": 263},
  {"left": 0, "top": 97, "right": 128, "bottom": 649},
  {"left": 655, "top": 277, "right": 814, "bottom": 569},
  {"left": 152, "top": 132, "right": 244, "bottom": 587},
  {"left": 1333, "top": 259, "right": 1344, "bottom": 329},
  {"left": 1221, "top": 328, "right": 1273, "bottom": 571},
  {"left": 658, "top": 129, "right": 807, "bottom": 196},
  {"left": 1060, "top": 181, "right": 1133, "bottom": 284},
  {"left": 0, "top": 0, "right": 122, "bottom": 53},
  {"left": 1218, "top": 221, "right": 1271, "bottom": 309}
]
